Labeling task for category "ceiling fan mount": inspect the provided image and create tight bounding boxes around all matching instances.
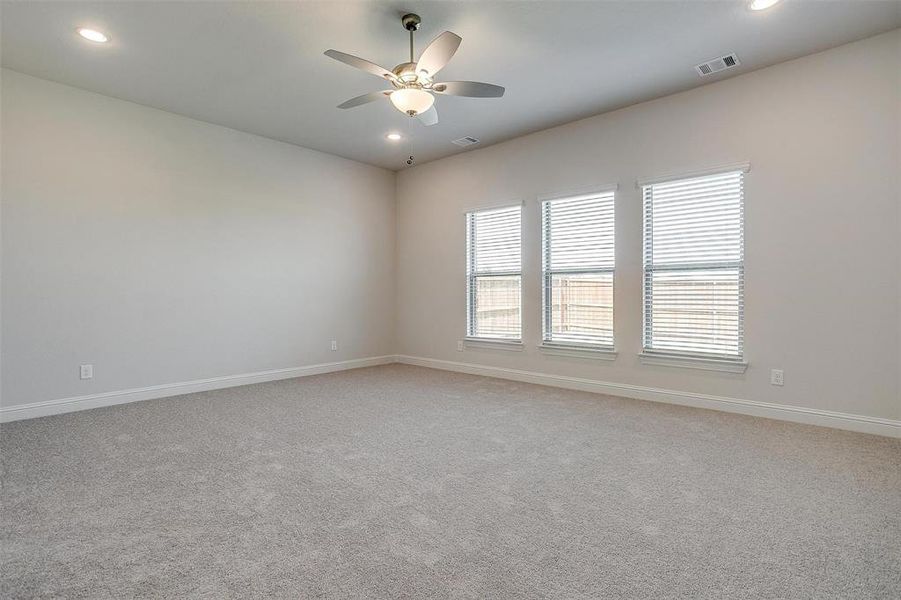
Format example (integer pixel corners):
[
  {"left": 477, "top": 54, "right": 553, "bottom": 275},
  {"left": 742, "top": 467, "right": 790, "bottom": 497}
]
[
  {"left": 401, "top": 13, "right": 421, "bottom": 32},
  {"left": 324, "top": 13, "right": 505, "bottom": 126}
]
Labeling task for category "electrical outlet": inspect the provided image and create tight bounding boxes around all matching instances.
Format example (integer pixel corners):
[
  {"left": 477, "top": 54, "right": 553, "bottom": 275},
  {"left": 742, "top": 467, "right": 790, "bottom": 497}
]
[
  {"left": 770, "top": 369, "right": 784, "bottom": 386},
  {"left": 330, "top": 340, "right": 338, "bottom": 351},
  {"left": 457, "top": 340, "right": 464, "bottom": 352},
  {"left": 80, "top": 364, "right": 93, "bottom": 380}
]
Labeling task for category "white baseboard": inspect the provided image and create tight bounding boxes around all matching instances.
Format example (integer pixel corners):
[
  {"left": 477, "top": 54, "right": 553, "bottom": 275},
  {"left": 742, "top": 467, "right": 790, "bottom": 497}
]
[
  {"left": 5, "top": 353, "right": 898, "bottom": 438},
  {"left": 0, "top": 355, "right": 395, "bottom": 423},
  {"left": 395, "top": 355, "right": 901, "bottom": 439}
]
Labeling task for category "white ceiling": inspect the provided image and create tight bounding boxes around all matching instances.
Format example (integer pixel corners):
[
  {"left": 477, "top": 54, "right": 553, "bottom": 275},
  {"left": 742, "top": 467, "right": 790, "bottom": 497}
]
[{"left": 2, "top": 1, "right": 899, "bottom": 170}]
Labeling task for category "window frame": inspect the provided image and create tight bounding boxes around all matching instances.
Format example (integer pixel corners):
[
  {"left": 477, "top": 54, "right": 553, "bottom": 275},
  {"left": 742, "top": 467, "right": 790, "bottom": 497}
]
[
  {"left": 464, "top": 203, "right": 523, "bottom": 343},
  {"left": 539, "top": 187, "right": 617, "bottom": 353},
  {"left": 639, "top": 164, "right": 749, "bottom": 369}
]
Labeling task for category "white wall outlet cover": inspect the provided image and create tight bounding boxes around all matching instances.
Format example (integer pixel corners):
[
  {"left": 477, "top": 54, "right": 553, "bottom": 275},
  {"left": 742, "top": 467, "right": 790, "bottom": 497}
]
[
  {"left": 457, "top": 340, "right": 464, "bottom": 351},
  {"left": 330, "top": 340, "right": 338, "bottom": 351},
  {"left": 770, "top": 369, "right": 784, "bottom": 386},
  {"left": 80, "top": 364, "right": 93, "bottom": 380}
]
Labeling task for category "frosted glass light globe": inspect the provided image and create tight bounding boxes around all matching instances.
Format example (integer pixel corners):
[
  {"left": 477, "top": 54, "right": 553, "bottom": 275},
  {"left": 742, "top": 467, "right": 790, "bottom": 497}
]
[{"left": 390, "top": 88, "right": 435, "bottom": 116}]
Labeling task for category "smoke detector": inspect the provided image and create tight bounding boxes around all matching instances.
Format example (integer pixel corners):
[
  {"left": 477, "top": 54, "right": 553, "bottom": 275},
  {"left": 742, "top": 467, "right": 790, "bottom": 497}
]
[{"left": 695, "top": 53, "right": 740, "bottom": 77}]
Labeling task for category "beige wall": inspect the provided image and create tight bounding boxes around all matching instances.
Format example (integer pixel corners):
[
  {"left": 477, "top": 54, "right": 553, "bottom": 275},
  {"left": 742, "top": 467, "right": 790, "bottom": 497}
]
[
  {"left": 2, "top": 30, "right": 899, "bottom": 423},
  {"left": 396, "top": 30, "right": 901, "bottom": 421},
  {"left": 1, "top": 69, "right": 396, "bottom": 408}
]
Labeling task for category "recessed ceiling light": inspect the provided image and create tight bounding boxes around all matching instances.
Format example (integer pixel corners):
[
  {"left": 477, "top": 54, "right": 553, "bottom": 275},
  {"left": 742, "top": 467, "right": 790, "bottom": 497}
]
[
  {"left": 386, "top": 133, "right": 402, "bottom": 141},
  {"left": 749, "top": 0, "right": 781, "bottom": 10},
  {"left": 76, "top": 28, "right": 110, "bottom": 43}
]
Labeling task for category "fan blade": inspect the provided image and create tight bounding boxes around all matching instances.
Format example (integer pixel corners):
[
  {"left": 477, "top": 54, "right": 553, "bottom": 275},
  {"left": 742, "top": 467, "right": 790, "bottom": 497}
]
[
  {"left": 324, "top": 49, "right": 398, "bottom": 82},
  {"left": 432, "top": 81, "right": 505, "bottom": 98},
  {"left": 336, "top": 90, "right": 393, "bottom": 109},
  {"left": 417, "top": 106, "right": 438, "bottom": 126},
  {"left": 415, "top": 32, "right": 462, "bottom": 78}
]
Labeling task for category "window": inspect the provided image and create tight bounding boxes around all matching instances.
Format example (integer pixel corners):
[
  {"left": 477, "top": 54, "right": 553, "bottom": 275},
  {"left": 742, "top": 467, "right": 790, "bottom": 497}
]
[
  {"left": 642, "top": 169, "right": 745, "bottom": 360},
  {"left": 541, "top": 191, "right": 615, "bottom": 349},
  {"left": 466, "top": 205, "right": 522, "bottom": 340}
]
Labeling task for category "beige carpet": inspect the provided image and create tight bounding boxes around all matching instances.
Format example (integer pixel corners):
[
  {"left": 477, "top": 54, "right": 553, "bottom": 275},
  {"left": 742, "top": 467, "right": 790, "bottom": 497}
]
[{"left": 2, "top": 364, "right": 900, "bottom": 598}]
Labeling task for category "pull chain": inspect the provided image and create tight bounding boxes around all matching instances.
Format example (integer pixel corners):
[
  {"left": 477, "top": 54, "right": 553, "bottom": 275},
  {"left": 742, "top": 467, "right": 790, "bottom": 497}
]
[{"left": 406, "top": 118, "right": 415, "bottom": 166}]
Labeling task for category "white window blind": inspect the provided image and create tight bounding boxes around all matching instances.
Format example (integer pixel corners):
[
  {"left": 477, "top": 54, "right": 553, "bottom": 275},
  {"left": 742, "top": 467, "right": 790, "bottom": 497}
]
[
  {"left": 466, "top": 205, "right": 522, "bottom": 340},
  {"left": 541, "top": 191, "right": 615, "bottom": 348},
  {"left": 642, "top": 170, "right": 744, "bottom": 359}
]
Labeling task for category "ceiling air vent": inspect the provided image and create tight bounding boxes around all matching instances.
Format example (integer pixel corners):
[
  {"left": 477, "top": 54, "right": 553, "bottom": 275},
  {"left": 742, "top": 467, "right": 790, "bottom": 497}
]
[
  {"left": 695, "top": 53, "right": 741, "bottom": 77},
  {"left": 452, "top": 136, "right": 480, "bottom": 147}
]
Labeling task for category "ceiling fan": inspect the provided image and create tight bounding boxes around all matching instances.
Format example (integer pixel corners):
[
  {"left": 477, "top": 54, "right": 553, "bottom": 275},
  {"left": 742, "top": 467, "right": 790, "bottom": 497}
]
[{"left": 324, "top": 13, "right": 505, "bottom": 126}]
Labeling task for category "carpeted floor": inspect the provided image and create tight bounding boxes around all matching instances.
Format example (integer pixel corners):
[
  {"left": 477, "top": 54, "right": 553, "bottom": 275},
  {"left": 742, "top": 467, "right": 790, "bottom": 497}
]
[{"left": 1, "top": 364, "right": 899, "bottom": 599}]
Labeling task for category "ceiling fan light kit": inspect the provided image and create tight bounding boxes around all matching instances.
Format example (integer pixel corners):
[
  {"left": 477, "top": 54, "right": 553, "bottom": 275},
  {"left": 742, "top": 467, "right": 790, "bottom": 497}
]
[
  {"left": 390, "top": 88, "right": 434, "bottom": 116},
  {"left": 324, "top": 13, "right": 505, "bottom": 126}
]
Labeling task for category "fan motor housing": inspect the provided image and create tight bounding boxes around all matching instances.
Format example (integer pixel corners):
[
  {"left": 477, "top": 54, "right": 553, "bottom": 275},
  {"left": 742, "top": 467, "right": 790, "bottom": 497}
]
[{"left": 392, "top": 62, "right": 419, "bottom": 84}]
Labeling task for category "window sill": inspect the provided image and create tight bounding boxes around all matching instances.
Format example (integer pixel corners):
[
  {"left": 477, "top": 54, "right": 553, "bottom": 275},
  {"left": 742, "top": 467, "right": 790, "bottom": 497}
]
[
  {"left": 464, "top": 337, "right": 524, "bottom": 352},
  {"left": 638, "top": 352, "right": 748, "bottom": 373},
  {"left": 539, "top": 343, "right": 617, "bottom": 360}
]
